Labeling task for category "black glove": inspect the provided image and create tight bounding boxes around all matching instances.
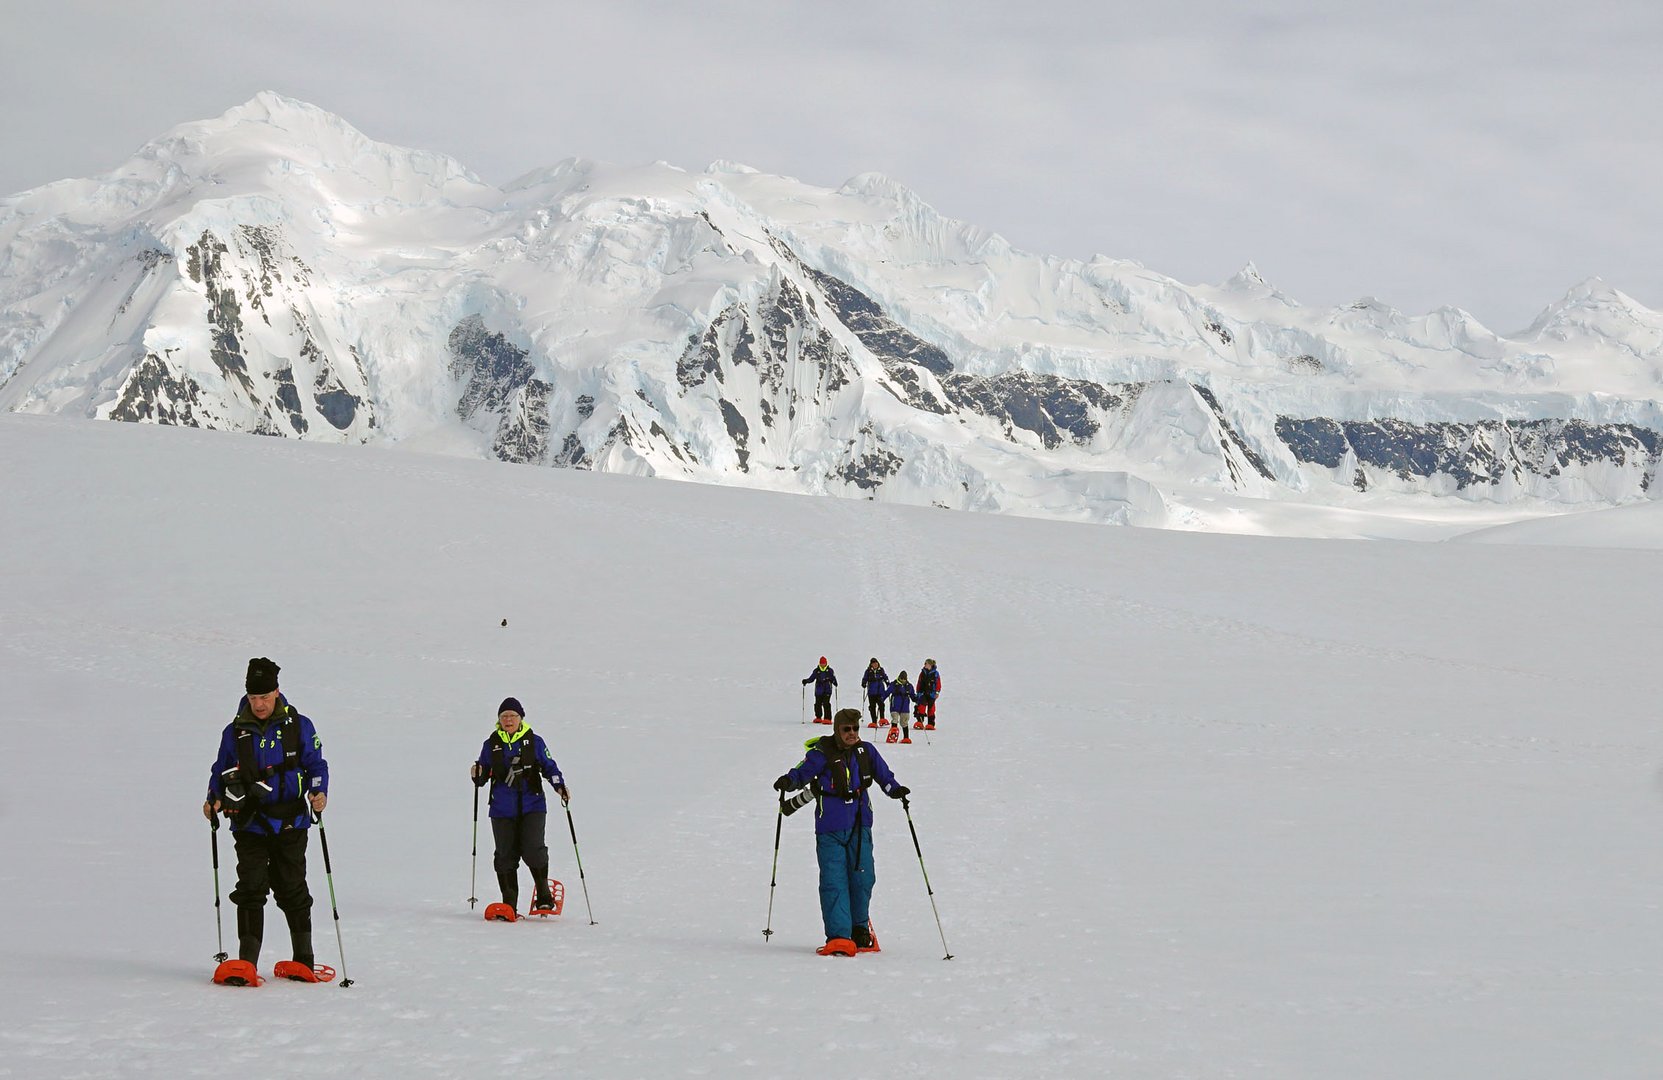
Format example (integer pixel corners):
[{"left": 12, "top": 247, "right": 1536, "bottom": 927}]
[
  {"left": 773, "top": 775, "right": 794, "bottom": 792},
  {"left": 471, "top": 762, "right": 489, "bottom": 788},
  {"left": 888, "top": 785, "right": 910, "bottom": 800}
]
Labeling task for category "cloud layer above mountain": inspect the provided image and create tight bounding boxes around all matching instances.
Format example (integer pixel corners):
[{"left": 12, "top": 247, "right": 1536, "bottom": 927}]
[{"left": 5, "top": 0, "right": 1661, "bottom": 333}]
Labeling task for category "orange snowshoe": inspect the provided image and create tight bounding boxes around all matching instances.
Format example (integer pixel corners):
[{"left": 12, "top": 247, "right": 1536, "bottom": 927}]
[
  {"left": 212, "top": 958, "right": 263, "bottom": 987},
  {"left": 483, "top": 902, "right": 519, "bottom": 922},
  {"left": 815, "top": 937, "right": 857, "bottom": 957},
  {"left": 273, "top": 961, "right": 337, "bottom": 983}
]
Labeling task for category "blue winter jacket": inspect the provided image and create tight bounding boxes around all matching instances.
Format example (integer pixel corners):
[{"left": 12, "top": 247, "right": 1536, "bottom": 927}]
[
  {"left": 206, "top": 695, "right": 328, "bottom": 835},
  {"left": 784, "top": 735, "right": 902, "bottom": 835},
  {"left": 802, "top": 665, "right": 838, "bottom": 697},
  {"left": 861, "top": 666, "right": 888, "bottom": 699},
  {"left": 888, "top": 679, "right": 916, "bottom": 713},
  {"left": 476, "top": 724, "right": 564, "bottom": 819}
]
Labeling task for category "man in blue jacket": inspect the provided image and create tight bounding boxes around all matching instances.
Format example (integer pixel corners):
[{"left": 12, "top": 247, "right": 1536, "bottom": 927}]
[
  {"left": 471, "top": 697, "right": 567, "bottom": 915},
  {"left": 202, "top": 657, "right": 329, "bottom": 975},
  {"left": 773, "top": 708, "right": 908, "bottom": 956}
]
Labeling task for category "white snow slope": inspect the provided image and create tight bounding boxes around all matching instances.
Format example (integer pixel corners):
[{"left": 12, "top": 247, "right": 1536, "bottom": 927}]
[{"left": 2, "top": 414, "right": 1661, "bottom": 1078}]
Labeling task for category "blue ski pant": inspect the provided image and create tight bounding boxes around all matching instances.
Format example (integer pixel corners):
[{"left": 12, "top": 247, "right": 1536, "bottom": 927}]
[{"left": 816, "top": 826, "right": 875, "bottom": 940}]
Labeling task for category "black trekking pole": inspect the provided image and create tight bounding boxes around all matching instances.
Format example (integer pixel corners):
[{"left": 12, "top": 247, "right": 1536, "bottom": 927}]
[
  {"left": 901, "top": 796, "right": 953, "bottom": 960},
  {"left": 311, "top": 811, "right": 355, "bottom": 987},
  {"left": 763, "top": 792, "right": 785, "bottom": 941},
  {"left": 562, "top": 797, "right": 597, "bottom": 925},
  {"left": 800, "top": 685, "right": 806, "bottom": 725},
  {"left": 468, "top": 781, "right": 480, "bottom": 909},
  {"left": 209, "top": 814, "right": 229, "bottom": 962}
]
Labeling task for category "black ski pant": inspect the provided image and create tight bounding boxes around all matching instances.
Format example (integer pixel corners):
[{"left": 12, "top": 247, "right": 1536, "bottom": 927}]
[
  {"left": 229, "top": 828, "right": 313, "bottom": 962},
  {"left": 492, "top": 812, "right": 549, "bottom": 905},
  {"left": 814, "top": 694, "right": 832, "bottom": 721},
  {"left": 866, "top": 695, "right": 886, "bottom": 722}
]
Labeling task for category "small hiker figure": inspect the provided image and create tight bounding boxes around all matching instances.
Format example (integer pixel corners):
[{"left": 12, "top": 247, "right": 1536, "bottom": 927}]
[
  {"left": 861, "top": 658, "right": 889, "bottom": 727},
  {"left": 914, "top": 658, "right": 942, "bottom": 731},
  {"left": 886, "top": 672, "right": 916, "bottom": 743},
  {"left": 801, "top": 657, "right": 838, "bottom": 724}
]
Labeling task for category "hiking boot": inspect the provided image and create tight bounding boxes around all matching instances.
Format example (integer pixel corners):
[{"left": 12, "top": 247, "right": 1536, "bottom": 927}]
[
  {"left": 496, "top": 870, "right": 519, "bottom": 911},
  {"left": 236, "top": 905, "right": 264, "bottom": 965},
  {"left": 851, "top": 924, "right": 872, "bottom": 949},
  {"left": 290, "top": 932, "right": 314, "bottom": 970}
]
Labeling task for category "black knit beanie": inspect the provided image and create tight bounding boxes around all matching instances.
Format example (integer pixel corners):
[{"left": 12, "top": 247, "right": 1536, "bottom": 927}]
[
  {"left": 246, "top": 657, "right": 280, "bottom": 694},
  {"left": 498, "top": 697, "right": 525, "bottom": 718}
]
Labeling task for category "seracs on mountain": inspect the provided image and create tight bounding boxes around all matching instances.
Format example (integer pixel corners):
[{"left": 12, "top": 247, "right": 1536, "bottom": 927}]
[{"left": 3, "top": 92, "right": 1660, "bottom": 529}]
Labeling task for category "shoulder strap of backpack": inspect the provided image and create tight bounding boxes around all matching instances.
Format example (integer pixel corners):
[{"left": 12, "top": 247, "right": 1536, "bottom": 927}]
[
  {"left": 234, "top": 726, "right": 260, "bottom": 778},
  {"left": 281, "top": 711, "right": 302, "bottom": 766}
]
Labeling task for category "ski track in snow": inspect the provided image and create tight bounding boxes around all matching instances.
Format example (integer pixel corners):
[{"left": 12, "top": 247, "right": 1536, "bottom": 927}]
[{"left": 3, "top": 414, "right": 1663, "bottom": 1078}]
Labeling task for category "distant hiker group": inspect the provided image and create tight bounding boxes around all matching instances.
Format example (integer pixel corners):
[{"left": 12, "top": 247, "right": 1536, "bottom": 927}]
[{"left": 804, "top": 655, "right": 942, "bottom": 743}]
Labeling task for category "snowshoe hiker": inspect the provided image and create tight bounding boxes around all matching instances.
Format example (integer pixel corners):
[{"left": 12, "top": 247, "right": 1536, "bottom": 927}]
[
  {"left": 772, "top": 708, "right": 909, "bottom": 957},
  {"left": 915, "top": 659, "right": 942, "bottom": 730},
  {"left": 203, "top": 657, "right": 330, "bottom": 985},
  {"left": 801, "top": 658, "right": 838, "bottom": 724},
  {"left": 860, "top": 658, "right": 889, "bottom": 726},
  {"left": 472, "top": 697, "right": 567, "bottom": 921},
  {"left": 886, "top": 672, "right": 916, "bottom": 743}
]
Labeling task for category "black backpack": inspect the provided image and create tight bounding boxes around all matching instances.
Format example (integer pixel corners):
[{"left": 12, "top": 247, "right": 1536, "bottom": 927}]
[
  {"left": 811, "top": 735, "right": 875, "bottom": 801},
  {"left": 490, "top": 735, "right": 544, "bottom": 794},
  {"left": 223, "top": 709, "right": 307, "bottom": 823}
]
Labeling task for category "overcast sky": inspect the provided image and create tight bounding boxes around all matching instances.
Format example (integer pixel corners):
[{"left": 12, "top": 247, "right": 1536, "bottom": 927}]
[{"left": 4, "top": 0, "right": 1659, "bottom": 333}]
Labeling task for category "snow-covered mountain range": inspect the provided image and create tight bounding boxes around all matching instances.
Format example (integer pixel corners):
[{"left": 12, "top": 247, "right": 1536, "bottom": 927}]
[{"left": 4, "top": 92, "right": 1660, "bottom": 529}]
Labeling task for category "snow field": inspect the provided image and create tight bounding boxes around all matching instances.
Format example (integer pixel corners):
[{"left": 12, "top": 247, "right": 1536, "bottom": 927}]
[{"left": 2, "top": 413, "right": 1662, "bottom": 1078}]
